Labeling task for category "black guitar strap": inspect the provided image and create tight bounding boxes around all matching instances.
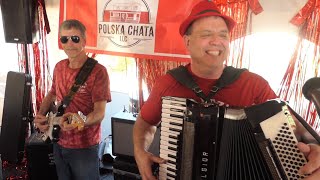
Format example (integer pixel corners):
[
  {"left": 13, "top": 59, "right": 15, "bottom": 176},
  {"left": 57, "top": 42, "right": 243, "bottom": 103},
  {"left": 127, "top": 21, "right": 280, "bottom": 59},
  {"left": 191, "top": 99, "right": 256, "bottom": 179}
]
[
  {"left": 56, "top": 57, "right": 97, "bottom": 116},
  {"left": 167, "top": 65, "right": 246, "bottom": 103}
]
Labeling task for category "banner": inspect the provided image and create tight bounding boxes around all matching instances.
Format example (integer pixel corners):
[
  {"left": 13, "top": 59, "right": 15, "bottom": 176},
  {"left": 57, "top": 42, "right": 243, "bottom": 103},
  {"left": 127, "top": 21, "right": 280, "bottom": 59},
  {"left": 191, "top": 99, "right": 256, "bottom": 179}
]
[{"left": 59, "top": 0, "right": 206, "bottom": 61}]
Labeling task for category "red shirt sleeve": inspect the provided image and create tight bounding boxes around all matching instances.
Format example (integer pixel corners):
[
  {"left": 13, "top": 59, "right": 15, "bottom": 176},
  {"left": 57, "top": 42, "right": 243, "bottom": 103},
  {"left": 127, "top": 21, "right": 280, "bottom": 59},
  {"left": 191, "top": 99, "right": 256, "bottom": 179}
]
[
  {"left": 140, "top": 75, "right": 176, "bottom": 125},
  {"left": 91, "top": 64, "right": 111, "bottom": 103}
]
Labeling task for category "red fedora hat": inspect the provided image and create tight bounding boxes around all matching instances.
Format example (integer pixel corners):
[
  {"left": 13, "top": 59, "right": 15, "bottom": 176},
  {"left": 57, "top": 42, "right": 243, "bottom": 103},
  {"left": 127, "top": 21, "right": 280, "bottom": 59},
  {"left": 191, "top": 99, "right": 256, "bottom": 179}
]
[{"left": 179, "top": 1, "right": 236, "bottom": 36}]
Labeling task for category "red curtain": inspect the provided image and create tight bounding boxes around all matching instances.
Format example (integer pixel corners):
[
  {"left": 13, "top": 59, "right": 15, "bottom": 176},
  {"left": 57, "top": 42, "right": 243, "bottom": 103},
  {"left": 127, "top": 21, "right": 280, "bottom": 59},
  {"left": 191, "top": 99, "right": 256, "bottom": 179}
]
[
  {"left": 17, "top": 0, "right": 51, "bottom": 113},
  {"left": 137, "top": 59, "right": 188, "bottom": 107},
  {"left": 217, "top": 0, "right": 262, "bottom": 67},
  {"left": 278, "top": 0, "right": 320, "bottom": 132}
]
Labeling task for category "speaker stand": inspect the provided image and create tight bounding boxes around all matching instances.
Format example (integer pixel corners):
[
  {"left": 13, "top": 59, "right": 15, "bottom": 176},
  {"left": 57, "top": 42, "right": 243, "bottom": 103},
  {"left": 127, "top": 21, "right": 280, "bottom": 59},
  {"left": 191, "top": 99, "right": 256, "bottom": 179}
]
[
  {"left": 23, "top": 43, "right": 35, "bottom": 135},
  {"left": 0, "top": 154, "right": 3, "bottom": 180}
]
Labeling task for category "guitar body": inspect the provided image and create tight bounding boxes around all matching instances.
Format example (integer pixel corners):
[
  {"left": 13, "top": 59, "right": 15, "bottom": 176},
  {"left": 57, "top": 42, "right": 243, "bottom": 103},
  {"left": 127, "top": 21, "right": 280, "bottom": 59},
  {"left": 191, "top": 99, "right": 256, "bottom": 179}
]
[
  {"left": 40, "top": 112, "right": 61, "bottom": 142},
  {"left": 42, "top": 112, "right": 86, "bottom": 142}
]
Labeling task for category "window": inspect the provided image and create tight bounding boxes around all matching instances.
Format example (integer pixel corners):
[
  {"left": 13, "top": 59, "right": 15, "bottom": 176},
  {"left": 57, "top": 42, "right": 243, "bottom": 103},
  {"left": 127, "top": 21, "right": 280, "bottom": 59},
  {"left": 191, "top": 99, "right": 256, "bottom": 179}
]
[{"left": 232, "top": 32, "right": 298, "bottom": 92}]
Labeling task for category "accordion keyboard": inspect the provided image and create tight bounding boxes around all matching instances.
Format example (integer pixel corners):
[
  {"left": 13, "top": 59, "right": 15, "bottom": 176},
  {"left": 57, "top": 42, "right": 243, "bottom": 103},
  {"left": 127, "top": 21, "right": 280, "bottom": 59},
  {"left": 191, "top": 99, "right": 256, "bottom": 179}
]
[{"left": 159, "top": 97, "right": 187, "bottom": 180}]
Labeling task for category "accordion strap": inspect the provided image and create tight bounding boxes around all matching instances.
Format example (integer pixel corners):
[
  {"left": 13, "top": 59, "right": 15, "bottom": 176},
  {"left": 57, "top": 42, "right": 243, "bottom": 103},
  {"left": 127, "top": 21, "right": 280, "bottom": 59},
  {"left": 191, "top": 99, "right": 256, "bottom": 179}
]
[
  {"left": 167, "top": 65, "right": 246, "bottom": 102},
  {"left": 57, "top": 57, "right": 97, "bottom": 116}
]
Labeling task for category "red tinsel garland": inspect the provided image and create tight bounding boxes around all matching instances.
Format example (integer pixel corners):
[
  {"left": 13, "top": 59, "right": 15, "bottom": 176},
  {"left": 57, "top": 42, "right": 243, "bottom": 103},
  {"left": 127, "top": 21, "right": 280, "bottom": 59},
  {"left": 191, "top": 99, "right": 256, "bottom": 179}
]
[
  {"left": 2, "top": 159, "right": 28, "bottom": 180},
  {"left": 278, "top": 0, "right": 320, "bottom": 133}
]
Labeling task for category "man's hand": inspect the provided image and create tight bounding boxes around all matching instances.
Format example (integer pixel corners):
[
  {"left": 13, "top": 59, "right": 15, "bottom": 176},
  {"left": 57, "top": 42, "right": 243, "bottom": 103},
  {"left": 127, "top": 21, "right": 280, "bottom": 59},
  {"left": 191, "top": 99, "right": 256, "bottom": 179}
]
[
  {"left": 297, "top": 142, "right": 320, "bottom": 179},
  {"left": 60, "top": 112, "right": 85, "bottom": 131},
  {"left": 134, "top": 149, "right": 166, "bottom": 180},
  {"left": 133, "top": 114, "right": 164, "bottom": 180},
  {"left": 34, "top": 114, "right": 49, "bottom": 133}
]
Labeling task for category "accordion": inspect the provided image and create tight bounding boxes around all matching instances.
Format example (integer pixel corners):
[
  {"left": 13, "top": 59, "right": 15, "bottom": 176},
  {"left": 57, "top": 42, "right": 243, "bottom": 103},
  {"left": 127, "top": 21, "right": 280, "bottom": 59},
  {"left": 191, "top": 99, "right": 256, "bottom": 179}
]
[{"left": 159, "top": 96, "right": 311, "bottom": 180}]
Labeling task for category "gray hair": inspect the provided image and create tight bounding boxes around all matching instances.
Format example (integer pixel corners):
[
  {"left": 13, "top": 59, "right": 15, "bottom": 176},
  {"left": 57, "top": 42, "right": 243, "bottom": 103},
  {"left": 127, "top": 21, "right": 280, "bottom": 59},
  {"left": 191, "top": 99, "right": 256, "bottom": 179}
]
[{"left": 59, "top": 19, "right": 86, "bottom": 39}]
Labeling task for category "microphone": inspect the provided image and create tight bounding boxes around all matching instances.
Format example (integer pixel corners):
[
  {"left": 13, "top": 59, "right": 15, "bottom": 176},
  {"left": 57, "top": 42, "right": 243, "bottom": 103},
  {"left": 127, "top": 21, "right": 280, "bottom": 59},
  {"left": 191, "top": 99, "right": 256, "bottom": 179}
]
[{"left": 302, "top": 77, "right": 320, "bottom": 116}]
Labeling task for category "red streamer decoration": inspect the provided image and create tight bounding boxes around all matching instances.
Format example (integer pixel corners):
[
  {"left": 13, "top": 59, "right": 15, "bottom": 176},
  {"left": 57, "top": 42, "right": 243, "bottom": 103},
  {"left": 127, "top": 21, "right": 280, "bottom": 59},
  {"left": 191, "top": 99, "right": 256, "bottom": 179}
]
[{"left": 278, "top": 0, "right": 320, "bottom": 133}]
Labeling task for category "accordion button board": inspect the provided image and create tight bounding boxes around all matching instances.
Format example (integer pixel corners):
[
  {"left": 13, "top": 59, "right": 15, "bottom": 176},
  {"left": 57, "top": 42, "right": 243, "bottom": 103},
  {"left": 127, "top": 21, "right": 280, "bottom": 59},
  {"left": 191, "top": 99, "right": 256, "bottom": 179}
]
[{"left": 260, "top": 106, "right": 307, "bottom": 179}]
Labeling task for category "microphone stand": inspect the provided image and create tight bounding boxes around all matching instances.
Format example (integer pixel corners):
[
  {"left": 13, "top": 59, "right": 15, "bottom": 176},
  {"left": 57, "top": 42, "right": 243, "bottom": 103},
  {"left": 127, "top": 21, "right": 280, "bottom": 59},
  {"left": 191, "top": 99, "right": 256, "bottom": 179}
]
[
  {"left": 0, "top": 154, "right": 2, "bottom": 180},
  {"left": 300, "top": 77, "right": 320, "bottom": 144},
  {"left": 24, "top": 43, "right": 35, "bottom": 135}
]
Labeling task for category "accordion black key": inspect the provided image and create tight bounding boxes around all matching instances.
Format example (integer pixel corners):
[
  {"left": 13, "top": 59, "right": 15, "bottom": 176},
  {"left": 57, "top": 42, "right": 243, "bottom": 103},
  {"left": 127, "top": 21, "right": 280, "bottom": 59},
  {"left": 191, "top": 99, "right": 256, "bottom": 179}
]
[{"left": 159, "top": 96, "right": 309, "bottom": 180}]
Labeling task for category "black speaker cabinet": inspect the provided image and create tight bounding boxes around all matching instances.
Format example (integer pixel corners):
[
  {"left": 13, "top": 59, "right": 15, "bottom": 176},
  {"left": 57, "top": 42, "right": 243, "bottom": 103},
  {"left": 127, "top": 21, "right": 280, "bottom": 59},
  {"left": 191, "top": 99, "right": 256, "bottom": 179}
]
[
  {"left": 0, "top": 0, "right": 39, "bottom": 43},
  {"left": 26, "top": 133, "right": 58, "bottom": 180},
  {"left": 0, "top": 71, "right": 32, "bottom": 163}
]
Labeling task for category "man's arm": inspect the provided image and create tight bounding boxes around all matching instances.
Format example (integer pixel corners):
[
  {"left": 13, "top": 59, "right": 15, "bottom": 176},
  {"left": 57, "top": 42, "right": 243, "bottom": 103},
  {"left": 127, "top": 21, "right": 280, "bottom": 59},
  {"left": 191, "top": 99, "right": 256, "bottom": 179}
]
[
  {"left": 38, "top": 92, "right": 56, "bottom": 116},
  {"left": 133, "top": 114, "right": 157, "bottom": 154},
  {"left": 133, "top": 114, "right": 165, "bottom": 180},
  {"left": 84, "top": 100, "right": 107, "bottom": 126}
]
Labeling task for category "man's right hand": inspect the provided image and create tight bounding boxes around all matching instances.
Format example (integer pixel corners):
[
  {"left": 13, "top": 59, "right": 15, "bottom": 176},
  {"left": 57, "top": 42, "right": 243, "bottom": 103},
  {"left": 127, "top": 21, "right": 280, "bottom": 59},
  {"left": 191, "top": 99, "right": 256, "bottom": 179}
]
[
  {"left": 34, "top": 114, "right": 49, "bottom": 133},
  {"left": 135, "top": 149, "right": 166, "bottom": 180},
  {"left": 133, "top": 114, "right": 165, "bottom": 180}
]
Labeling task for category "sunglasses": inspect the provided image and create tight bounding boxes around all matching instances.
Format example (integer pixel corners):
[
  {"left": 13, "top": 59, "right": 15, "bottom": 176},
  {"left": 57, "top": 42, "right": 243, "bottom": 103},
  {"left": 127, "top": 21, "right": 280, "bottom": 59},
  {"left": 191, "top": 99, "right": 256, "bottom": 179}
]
[{"left": 60, "top": 35, "right": 80, "bottom": 44}]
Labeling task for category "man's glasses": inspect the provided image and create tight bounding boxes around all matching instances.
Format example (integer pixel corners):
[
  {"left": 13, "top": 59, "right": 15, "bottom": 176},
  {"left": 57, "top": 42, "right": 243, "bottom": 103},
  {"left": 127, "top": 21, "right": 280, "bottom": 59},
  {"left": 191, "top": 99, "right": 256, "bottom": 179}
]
[{"left": 60, "top": 36, "right": 80, "bottom": 44}]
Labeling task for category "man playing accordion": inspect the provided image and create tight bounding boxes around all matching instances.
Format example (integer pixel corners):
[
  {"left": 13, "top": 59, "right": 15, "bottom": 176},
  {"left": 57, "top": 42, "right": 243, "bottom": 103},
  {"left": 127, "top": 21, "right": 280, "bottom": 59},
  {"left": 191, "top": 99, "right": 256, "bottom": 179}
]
[{"left": 133, "top": 1, "right": 320, "bottom": 180}]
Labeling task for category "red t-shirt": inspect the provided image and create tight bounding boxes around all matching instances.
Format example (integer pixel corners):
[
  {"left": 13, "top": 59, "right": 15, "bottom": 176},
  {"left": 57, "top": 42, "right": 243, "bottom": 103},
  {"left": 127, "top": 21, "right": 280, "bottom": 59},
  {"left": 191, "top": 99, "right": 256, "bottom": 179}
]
[
  {"left": 141, "top": 64, "right": 277, "bottom": 125},
  {"left": 50, "top": 59, "right": 111, "bottom": 148}
]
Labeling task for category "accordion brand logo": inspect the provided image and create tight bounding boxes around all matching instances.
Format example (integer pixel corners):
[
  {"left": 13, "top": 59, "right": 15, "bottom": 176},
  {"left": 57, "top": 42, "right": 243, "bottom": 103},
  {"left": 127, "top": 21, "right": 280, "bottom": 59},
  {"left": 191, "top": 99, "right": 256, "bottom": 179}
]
[
  {"left": 98, "top": 0, "right": 154, "bottom": 48},
  {"left": 201, "top": 151, "right": 209, "bottom": 178}
]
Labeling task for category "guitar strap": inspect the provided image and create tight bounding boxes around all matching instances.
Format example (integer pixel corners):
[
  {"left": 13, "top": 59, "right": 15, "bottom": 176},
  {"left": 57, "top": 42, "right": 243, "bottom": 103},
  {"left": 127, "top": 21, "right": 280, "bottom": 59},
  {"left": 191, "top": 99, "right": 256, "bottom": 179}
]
[
  {"left": 56, "top": 57, "right": 97, "bottom": 116},
  {"left": 167, "top": 65, "right": 246, "bottom": 103}
]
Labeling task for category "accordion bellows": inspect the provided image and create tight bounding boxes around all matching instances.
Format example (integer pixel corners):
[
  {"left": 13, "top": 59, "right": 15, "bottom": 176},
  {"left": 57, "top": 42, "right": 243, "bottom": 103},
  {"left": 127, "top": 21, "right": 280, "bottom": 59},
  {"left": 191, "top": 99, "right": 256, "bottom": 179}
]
[{"left": 159, "top": 97, "right": 308, "bottom": 180}]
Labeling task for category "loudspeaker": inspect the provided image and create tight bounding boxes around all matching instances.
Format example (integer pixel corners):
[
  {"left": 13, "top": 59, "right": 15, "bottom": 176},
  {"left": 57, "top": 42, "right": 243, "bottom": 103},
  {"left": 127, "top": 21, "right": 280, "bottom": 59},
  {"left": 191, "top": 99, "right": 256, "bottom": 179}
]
[
  {"left": 26, "top": 133, "right": 58, "bottom": 180},
  {"left": 0, "top": 0, "right": 39, "bottom": 43},
  {"left": 113, "top": 157, "right": 141, "bottom": 180}
]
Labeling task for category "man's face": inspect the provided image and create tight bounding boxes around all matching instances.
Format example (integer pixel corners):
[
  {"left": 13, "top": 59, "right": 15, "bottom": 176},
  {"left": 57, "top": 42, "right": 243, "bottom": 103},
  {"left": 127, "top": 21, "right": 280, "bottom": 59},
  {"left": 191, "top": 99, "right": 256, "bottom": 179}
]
[
  {"left": 183, "top": 16, "right": 230, "bottom": 69},
  {"left": 59, "top": 28, "right": 86, "bottom": 59}
]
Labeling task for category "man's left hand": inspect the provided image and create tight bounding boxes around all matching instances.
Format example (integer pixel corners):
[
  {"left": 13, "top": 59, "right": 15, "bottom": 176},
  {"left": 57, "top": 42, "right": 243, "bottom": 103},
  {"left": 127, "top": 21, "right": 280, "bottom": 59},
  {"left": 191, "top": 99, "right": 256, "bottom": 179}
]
[
  {"left": 60, "top": 112, "right": 85, "bottom": 131},
  {"left": 297, "top": 142, "right": 320, "bottom": 179}
]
